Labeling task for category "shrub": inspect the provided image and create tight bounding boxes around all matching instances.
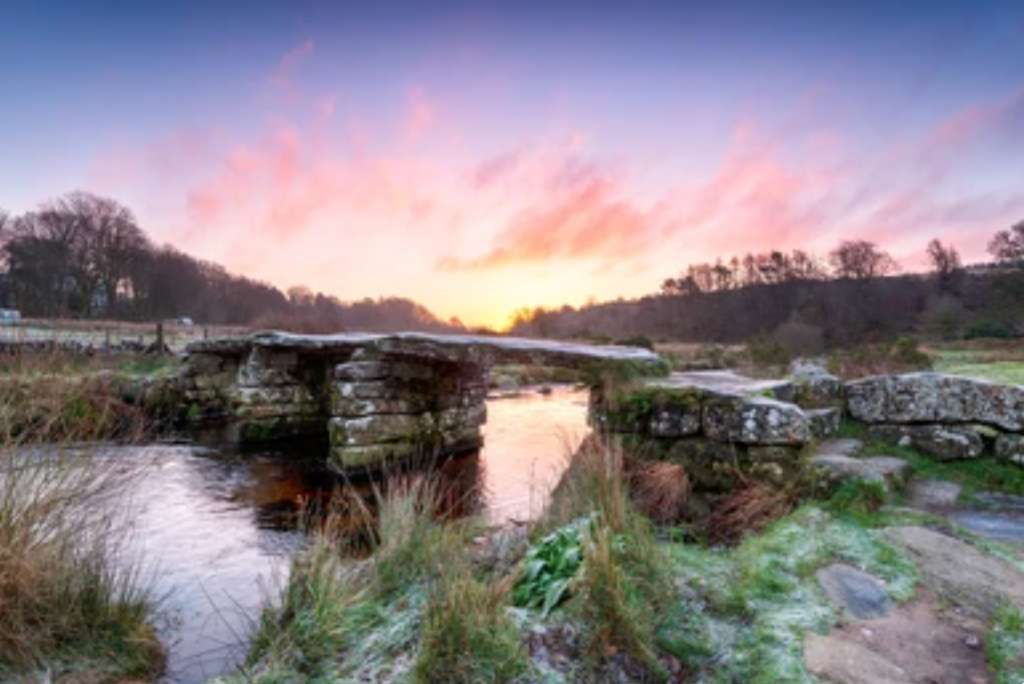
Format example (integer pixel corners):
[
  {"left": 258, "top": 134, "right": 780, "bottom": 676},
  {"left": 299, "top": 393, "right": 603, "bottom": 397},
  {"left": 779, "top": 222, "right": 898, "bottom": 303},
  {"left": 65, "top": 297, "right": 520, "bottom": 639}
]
[
  {"left": 746, "top": 334, "right": 792, "bottom": 370},
  {"left": 966, "top": 320, "right": 1015, "bottom": 340},
  {"left": 891, "top": 337, "right": 932, "bottom": 368}
]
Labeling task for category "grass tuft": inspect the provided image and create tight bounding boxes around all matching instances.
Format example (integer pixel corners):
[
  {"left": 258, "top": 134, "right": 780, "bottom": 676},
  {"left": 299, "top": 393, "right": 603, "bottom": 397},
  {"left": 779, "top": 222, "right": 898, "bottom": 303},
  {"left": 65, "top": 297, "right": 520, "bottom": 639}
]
[
  {"left": 413, "top": 566, "right": 527, "bottom": 684},
  {"left": 630, "top": 461, "right": 690, "bottom": 524},
  {"left": 0, "top": 448, "right": 159, "bottom": 678}
]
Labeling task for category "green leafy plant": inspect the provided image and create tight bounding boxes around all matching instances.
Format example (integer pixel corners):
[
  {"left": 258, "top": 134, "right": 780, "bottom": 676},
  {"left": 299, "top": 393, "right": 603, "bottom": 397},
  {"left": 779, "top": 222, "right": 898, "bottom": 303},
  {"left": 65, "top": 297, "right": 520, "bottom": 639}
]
[{"left": 513, "top": 514, "right": 596, "bottom": 616}]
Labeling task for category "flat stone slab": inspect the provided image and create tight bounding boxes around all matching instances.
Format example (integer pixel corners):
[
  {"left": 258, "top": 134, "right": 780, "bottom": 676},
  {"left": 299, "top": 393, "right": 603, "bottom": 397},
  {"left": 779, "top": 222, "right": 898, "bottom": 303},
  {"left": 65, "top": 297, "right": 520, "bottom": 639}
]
[
  {"left": 816, "top": 564, "right": 892, "bottom": 620},
  {"left": 650, "top": 370, "right": 795, "bottom": 400},
  {"left": 817, "top": 439, "right": 865, "bottom": 459},
  {"left": 804, "top": 633, "right": 914, "bottom": 684},
  {"left": 949, "top": 511, "right": 1024, "bottom": 546},
  {"left": 188, "top": 331, "right": 663, "bottom": 370},
  {"left": 907, "top": 480, "right": 962, "bottom": 510},
  {"left": 883, "top": 526, "right": 1024, "bottom": 618},
  {"left": 846, "top": 372, "right": 1024, "bottom": 431}
]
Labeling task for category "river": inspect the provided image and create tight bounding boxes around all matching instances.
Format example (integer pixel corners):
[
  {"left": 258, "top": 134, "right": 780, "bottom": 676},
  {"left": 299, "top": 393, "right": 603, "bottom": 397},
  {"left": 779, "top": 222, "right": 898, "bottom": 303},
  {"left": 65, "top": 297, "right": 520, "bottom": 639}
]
[{"left": 106, "top": 386, "right": 588, "bottom": 684}]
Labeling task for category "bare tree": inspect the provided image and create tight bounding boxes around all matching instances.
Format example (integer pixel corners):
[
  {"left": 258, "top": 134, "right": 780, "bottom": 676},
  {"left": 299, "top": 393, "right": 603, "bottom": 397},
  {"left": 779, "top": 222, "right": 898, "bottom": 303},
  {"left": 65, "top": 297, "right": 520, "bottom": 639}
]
[
  {"left": 828, "top": 239, "right": 899, "bottom": 280},
  {"left": 988, "top": 220, "right": 1024, "bottom": 267},
  {"left": 926, "top": 239, "right": 962, "bottom": 292}
]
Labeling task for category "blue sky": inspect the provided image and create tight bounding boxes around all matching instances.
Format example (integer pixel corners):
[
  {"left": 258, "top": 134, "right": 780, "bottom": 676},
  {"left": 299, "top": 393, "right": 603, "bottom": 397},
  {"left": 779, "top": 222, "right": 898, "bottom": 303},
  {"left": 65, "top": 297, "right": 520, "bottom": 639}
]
[{"left": 2, "top": 0, "right": 1022, "bottom": 325}]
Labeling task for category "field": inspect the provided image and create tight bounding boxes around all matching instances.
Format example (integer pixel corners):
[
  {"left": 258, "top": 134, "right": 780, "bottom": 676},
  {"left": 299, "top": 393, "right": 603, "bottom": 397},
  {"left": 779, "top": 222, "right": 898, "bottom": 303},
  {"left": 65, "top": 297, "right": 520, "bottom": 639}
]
[{"left": 926, "top": 339, "right": 1024, "bottom": 385}]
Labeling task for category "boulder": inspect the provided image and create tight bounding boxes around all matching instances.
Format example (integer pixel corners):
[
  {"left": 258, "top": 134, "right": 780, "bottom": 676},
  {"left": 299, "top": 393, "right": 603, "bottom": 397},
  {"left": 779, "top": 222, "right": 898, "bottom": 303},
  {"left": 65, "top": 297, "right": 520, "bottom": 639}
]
[
  {"left": 869, "top": 424, "right": 984, "bottom": 461},
  {"left": 790, "top": 361, "right": 843, "bottom": 408},
  {"left": 812, "top": 453, "right": 909, "bottom": 492},
  {"left": 846, "top": 372, "right": 1024, "bottom": 431},
  {"left": 703, "top": 396, "right": 810, "bottom": 445}
]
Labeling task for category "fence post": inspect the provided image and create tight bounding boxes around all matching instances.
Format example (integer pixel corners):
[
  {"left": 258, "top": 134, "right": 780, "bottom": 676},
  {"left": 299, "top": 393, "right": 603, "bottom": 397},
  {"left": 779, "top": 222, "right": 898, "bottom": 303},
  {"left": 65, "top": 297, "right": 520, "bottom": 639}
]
[{"left": 156, "top": 322, "right": 165, "bottom": 355}]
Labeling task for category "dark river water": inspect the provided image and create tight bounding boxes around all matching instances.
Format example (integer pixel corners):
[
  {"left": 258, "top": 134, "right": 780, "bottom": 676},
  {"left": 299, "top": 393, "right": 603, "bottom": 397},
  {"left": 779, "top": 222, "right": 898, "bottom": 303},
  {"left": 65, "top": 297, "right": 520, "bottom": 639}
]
[{"left": 107, "top": 387, "right": 588, "bottom": 684}]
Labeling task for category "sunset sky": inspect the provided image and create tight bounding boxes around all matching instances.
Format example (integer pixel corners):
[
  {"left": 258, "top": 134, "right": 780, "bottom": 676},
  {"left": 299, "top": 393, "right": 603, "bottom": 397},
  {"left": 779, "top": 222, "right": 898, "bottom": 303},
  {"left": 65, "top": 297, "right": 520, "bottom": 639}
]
[{"left": 2, "top": 1, "right": 1023, "bottom": 328}]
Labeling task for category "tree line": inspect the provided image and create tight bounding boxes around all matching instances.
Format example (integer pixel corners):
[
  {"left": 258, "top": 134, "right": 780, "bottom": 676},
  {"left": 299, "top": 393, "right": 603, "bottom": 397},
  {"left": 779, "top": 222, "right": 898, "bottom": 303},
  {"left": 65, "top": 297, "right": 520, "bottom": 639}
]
[
  {"left": 511, "top": 223, "right": 1024, "bottom": 347},
  {"left": 0, "top": 191, "right": 461, "bottom": 332}
]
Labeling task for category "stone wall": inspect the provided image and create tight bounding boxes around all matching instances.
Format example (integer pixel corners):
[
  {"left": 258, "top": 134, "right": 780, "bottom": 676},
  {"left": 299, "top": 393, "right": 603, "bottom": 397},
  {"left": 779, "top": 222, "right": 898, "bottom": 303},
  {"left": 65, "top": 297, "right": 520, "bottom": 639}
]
[
  {"left": 846, "top": 373, "right": 1024, "bottom": 464},
  {"left": 589, "top": 372, "right": 840, "bottom": 492},
  {"left": 327, "top": 351, "right": 487, "bottom": 470}
]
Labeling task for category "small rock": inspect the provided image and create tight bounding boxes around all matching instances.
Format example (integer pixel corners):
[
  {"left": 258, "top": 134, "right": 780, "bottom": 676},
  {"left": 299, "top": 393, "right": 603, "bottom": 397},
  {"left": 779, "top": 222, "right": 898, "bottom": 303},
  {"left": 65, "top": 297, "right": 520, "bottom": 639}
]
[
  {"left": 907, "top": 480, "right": 962, "bottom": 510},
  {"left": 817, "top": 564, "right": 892, "bottom": 620},
  {"left": 964, "top": 635, "right": 980, "bottom": 649}
]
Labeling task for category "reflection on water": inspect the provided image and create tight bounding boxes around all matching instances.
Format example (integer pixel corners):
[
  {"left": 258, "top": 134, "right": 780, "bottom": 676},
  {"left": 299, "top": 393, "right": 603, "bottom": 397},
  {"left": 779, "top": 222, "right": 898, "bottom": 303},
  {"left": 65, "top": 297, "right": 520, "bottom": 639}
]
[{"left": 108, "top": 386, "right": 587, "bottom": 684}]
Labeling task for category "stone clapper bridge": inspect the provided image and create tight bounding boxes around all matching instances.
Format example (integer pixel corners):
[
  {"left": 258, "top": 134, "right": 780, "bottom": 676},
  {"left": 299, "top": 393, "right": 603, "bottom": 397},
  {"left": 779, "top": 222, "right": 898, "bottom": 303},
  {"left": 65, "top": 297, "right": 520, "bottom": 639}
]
[{"left": 180, "top": 332, "right": 664, "bottom": 470}]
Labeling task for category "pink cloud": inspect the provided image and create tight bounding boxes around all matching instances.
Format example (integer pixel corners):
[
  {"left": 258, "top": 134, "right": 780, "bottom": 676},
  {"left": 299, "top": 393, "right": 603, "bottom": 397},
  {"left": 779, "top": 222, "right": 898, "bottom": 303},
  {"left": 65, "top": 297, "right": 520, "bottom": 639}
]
[
  {"left": 439, "top": 163, "right": 657, "bottom": 271},
  {"left": 267, "top": 39, "right": 314, "bottom": 95},
  {"left": 404, "top": 87, "right": 436, "bottom": 144},
  {"left": 472, "top": 150, "right": 521, "bottom": 189}
]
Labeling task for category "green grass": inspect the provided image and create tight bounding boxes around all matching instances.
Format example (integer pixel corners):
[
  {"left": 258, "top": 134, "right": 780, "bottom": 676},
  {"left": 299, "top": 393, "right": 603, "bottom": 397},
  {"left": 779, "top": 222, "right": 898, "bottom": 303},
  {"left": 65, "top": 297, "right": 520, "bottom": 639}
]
[
  {"left": 986, "top": 603, "right": 1024, "bottom": 684},
  {"left": 663, "top": 505, "right": 918, "bottom": 684},
  {"left": 413, "top": 567, "right": 527, "bottom": 684},
  {"left": 932, "top": 350, "right": 1024, "bottom": 385}
]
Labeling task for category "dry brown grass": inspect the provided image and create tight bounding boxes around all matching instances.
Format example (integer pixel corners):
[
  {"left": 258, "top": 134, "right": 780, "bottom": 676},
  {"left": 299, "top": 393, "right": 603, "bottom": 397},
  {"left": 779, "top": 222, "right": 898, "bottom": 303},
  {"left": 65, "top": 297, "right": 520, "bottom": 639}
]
[
  {"left": 701, "top": 481, "right": 793, "bottom": 546},
  {"left": 0, "top": 370, "right": 151, "bottom": 444},
  {"left": 629, "top": 461, "right": 690, "bottom": 524}
]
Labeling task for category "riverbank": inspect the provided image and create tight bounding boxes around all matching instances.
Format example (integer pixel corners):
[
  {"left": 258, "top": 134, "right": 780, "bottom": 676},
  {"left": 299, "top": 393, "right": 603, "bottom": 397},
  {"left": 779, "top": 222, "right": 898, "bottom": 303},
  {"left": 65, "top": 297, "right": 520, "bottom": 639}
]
[{"left": 227, "top": 428, "right": 1024, "bottom": 684}]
